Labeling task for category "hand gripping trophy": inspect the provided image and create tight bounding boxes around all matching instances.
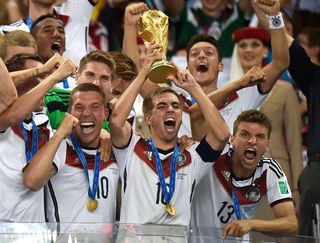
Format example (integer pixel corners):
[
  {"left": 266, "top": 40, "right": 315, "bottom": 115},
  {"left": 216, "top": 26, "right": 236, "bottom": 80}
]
[{"left": 138, "top": 10, "right": 177, "bottom": 83}]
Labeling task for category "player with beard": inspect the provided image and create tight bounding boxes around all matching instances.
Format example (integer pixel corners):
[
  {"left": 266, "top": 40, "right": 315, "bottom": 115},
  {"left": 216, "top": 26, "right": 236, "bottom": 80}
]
[{"left": 23, "top": 83, "right": 119, "bottom": 225}]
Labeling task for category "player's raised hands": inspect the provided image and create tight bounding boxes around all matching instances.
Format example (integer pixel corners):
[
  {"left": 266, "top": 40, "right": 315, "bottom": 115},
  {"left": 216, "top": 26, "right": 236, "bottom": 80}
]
[
  {"left": 99, "top": 129, "right": 111, "bottom": 162},
  {"left": 178, "top": 135, "right": 196, "bottom": 152},
  {"left": 238, "top": 66, "right": 266, "bottom": 88},
  {"left": 142, "top": 43, "right": 165, "bottom": 72},
  {"left": 57, "top": 113, "right": 79, "bottom": 139},
  {"left": 124, "top": 2, "right": 149, "bottom": 27},
  {"left": 168, "top": 69, "right": 199, "bottom": 94},
  {"left": 52, "top": 58, "right": 77, "bottom": 82},
  {"left": 41, "top": 53, "right": 64, "bottom": 75},
  {"left": 252, "top": 0, "right": 280, "bottom": 16}
]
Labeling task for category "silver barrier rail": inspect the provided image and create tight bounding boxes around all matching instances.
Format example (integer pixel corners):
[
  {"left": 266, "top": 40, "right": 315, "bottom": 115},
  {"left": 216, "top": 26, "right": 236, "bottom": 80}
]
[{"left": 0, "top": 223, "right": 318, "bottom": 243}]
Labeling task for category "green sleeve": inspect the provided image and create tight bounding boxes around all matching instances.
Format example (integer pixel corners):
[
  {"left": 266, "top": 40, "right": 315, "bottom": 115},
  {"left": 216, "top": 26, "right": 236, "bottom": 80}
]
[
  {"left": 102, "top": 120, "right": 110, "bottom": 132},
  {"left": 44, "top": 88, "right": 71, "bottom": 130}
]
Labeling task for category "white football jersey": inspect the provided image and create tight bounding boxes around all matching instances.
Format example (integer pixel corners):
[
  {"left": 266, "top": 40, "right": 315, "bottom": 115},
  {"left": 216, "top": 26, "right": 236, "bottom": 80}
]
[
  {"left": 0, "top": 113, "right": 64, "bottom": 222},
  {"left": 176, "top": 85, "right": 266, "bottom": 137},
  {"left": 191, "top": 152, "right": 292, "bottom": 229},
  {"left": 48, "top": 140, "right": 119, "bottom": 224},
  {"left": 54, "top": 0, "right": 95, "bottom": 66},
  {"left": 113, "top": 133, "right": 222, "bottom": 226}
]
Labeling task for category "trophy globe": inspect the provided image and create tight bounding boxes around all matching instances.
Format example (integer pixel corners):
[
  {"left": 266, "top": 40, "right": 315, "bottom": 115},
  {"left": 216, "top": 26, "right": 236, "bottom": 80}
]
[{"left": 138, "top": 10, "right": 177, "bottom": 83}]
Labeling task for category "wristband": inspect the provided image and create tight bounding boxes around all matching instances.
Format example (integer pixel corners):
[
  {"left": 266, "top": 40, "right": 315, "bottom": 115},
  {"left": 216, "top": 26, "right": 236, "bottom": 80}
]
[{"left": 268, "top": 12, "right": 285, "bottom": 30}]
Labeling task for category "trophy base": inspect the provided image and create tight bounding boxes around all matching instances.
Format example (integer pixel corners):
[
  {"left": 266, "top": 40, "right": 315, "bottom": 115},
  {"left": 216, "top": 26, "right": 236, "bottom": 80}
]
[{"left": 148, "top": 60, "right": 177, "bottom": 84}]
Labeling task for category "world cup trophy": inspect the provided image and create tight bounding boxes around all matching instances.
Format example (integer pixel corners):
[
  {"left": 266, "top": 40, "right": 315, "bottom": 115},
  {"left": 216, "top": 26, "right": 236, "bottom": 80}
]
[{"left": 138, "top": 10, "right": 177, "bottom": 83}]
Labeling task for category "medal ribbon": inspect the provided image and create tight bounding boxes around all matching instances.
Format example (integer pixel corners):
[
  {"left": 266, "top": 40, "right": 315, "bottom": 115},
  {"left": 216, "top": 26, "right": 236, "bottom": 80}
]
[
  {"left": 148, "top": 139, "right": 179, "bottom": 205},
  {"left": 191, "top": 96, "right": 196, "bottom": 105},
  {"left": 70, "top": 132, "right": 100, "bottom": 200},
  {"left": 231, "top": 182, "right": 242, "bottom": 220},
  {"left": 26, "top": 16, "right": 33, "bottom": 29},
  {"left": 19, "top": 118, "right": 38, "bottom": 162},
  {"left": 62, "top": 78, "right": 69, "bottom": 89}
]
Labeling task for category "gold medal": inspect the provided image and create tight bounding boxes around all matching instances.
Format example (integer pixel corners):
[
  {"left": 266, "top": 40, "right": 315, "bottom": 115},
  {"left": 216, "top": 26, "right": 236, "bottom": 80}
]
[
  {"left": 87, "top": 199, "right": 98, "bottom": 212},
  {"left": 166, "top": 203, "right": 176, "bottom": 216}
]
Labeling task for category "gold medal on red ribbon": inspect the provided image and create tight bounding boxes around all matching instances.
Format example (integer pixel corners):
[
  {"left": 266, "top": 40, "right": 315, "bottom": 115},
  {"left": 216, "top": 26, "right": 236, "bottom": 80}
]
[
  {"left": 166, "top": 203, "right": 176, "bottom": 216},
  {"left": 87, "top": 199, "right": 98, "bottom": 212}
]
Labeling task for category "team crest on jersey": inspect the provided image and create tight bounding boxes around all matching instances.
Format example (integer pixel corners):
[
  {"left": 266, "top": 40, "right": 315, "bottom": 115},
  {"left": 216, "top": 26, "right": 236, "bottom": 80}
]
[
  {"left": 177, "top": 153, "right": 187, "bottom": 166},
  {"left": 245, "top": 185, "right": 261, "bottom": 202},
  {"left": 145, "top": 151, "right": 153, "bottom": 161},
  {"left": 221, "top": 170, "right": 230, "bottom": 181},
  {"left": 277, "top": 180, "right": 289, "bottom": 195}
]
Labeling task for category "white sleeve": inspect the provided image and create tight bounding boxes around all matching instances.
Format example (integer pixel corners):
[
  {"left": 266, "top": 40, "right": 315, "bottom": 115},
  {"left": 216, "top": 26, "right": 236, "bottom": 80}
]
[
  {"left": 266, "top": 160, "right": 292, "bottom": 205},
  {"left": 55, "top": 0, "right": 94, "bottom": 23},
  {"left": 55, "top": 0, "right": 95, "bottom": 65},
  {"left": 112, "top": 132, "right": 140, "bottom": 175},
  {"left": 188, "top": 142, "right": 215, "bottom": 184},
  {"left": 53, "top": 140, "right": 67, "bottom": 172},
  {"left": 237, "top": 85, "right": 267, "bottom": 110}
]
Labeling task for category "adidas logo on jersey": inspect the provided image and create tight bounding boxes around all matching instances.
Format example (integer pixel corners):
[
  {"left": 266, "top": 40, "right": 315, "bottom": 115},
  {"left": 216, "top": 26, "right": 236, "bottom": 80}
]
[
  {"left": 221, "top": 170, "right": 231, "bottom": 181},
  {"left": 145, "top": 151, "right": 152, "bottom": 161}
]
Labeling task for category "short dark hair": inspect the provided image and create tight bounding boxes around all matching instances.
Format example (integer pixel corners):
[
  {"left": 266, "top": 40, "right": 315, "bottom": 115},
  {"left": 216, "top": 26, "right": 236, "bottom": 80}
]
[
  {"left": 5, "top": 53, "right": 42, "bottom": 72},
  {"left": 109, "top": 51, "right": 138, "bottom": 81},
  {"left": 30, "top": 14, "right": 63, "bottom": 37},
  {"left": 69, "top": 83, "right": 106, "bottom": 109},
  {"left": 298, "top": 27, "right": 320, "bottom": 47},
  {"left": 186, "top": 34, "right": 221, "bottom": 62},
  {"left": 142, "top": 87, "right": 182, "bottom": 115},
  {"left": 298, "top": 27, "right": 320, "bottom": 62},
  {"left": 233, "top": 110, "right": 272, "bottom": 138},
  {"left": 78, "top": 50, "right": 115, "bottom": 80}
]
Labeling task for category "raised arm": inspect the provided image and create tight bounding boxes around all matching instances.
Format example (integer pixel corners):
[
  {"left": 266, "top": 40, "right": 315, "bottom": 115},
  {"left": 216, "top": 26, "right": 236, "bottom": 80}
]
[
  {"left": 0, "top": 59, "right": 76, "bottom": 130},
  {"left": 251, "top": 0, "right": 294, "bottom": 46},
  {"left": 122, "top": 2, "right": 148, "bottom": 69},
  {"left": 170, "top": 70, "right": 230, "bottom": 150},
  {"left": 189, "top": 66, "right": 266, "bottom": 141},
  {"left": 0, "top": 58, "right": 17, "bottom": 115},
  {"left": 10, "top": 53, "right": 63, "bottom": 87},
  {"left": 252, "top": 0, "right": 289, "bottom": 93},
  {"left": 110, "top": 44, "right": 163, "bottom": 148},
  {"left": 23, "top": 113, "right": 78, "bottom": 191},
  {"left": 222, "top": 200, "right": 297, "bottom": 239},
  {"left": 122, "top": 2, "right": 159, "bottom": 98}
]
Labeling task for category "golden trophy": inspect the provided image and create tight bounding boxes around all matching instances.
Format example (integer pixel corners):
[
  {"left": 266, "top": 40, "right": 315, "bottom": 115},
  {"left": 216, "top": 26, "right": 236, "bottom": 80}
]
[{"left": 138, "top": 10, "right": 177, "bottom": 84}]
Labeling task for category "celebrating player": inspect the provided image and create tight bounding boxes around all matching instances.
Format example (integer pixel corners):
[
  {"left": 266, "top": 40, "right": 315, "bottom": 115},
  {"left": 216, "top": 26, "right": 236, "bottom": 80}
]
[
  {"left": 23, "top": 83, "right": 119, "bottom": 224},
  {"left": 192, "top": 110, "right": 298, "bottom": 240},
  {"left": 109, "top": 44, "right": 230, "bottom": 226}
]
